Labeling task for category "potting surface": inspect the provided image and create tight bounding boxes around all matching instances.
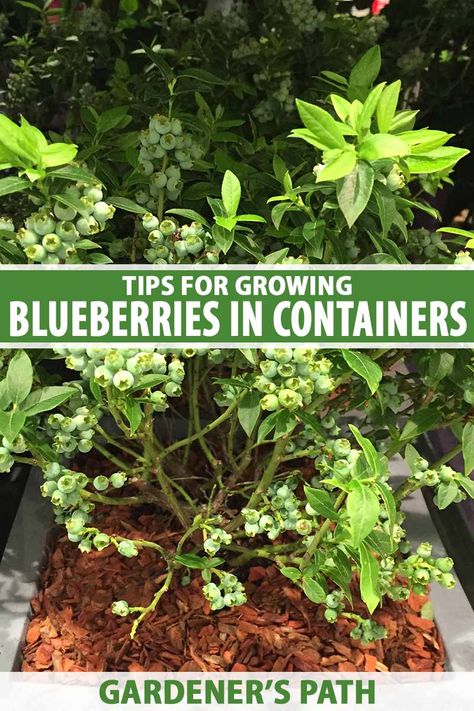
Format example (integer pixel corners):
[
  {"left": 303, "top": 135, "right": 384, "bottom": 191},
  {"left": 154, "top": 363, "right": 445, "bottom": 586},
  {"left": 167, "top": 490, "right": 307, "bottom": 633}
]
[{"left": 21, "top": 504, "right": 445, "bottom": 673}]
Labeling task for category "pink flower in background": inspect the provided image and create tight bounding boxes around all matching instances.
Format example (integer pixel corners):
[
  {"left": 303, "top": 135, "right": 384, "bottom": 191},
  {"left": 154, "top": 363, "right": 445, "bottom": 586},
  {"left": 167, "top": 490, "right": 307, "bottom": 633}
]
[{"left": 371, "top": 0, "right": 391, "bottom": 14}]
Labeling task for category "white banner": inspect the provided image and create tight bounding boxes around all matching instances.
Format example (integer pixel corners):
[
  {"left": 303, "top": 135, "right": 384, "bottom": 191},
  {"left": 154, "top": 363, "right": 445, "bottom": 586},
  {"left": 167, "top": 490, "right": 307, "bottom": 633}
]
[{"left": 0, "top": 672, "right": 473, "bottom": 710}]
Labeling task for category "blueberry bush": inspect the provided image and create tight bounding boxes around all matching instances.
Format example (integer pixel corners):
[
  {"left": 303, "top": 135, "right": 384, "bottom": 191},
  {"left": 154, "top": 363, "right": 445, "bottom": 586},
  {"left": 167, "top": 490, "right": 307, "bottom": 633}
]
[{"left": 0, "top": 4, "right": 473, "bottom": 644}]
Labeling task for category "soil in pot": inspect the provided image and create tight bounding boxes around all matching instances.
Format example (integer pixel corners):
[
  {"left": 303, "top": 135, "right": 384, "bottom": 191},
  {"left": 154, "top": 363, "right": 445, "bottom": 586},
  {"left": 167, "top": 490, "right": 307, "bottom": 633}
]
[{"left": 21, "top": 504, "right": 445, "bottom": 673}]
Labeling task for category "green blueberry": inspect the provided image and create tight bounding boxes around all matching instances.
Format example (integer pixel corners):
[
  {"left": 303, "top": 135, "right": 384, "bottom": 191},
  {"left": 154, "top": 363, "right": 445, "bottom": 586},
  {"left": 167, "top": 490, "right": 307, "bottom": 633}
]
[
  {"left": 25, "top": 243, "right": 46, "bottom": 262},
  {"left": 435, "top": 557, "right": 454, "bottom": 573},
  {"left": 57, "top": 475, "right": 77, "bottom": 494},
  {"left": 93, "top": 475, "right": 109, "bottom": 492},
  {"left": 93, "top": 533, "right": 110, "bottom": 551},
  {"left": 440, "top": 573, "right": 456, "bottom": 589},
  {"left": 110, "top": 471, "right": 127, "bottom": 488},
  {"left": 117, "top": 540, "right": 139, "bottom": 558},
  {"left": 53, "top": 202, "right": 76, "bottom": 221},
  {"left": 164, "top": 381, "right": 182, "bottom": 397},
  {"left": 295, "top": 519, "right": 312, "bottom": 535},
  {"left": 113, "top": 369, "right": 135, "bottom": 391},
  {"left": 78, "top": 439, "right": 93, "bottom": 453},
  {"left": 78, "top": 539, "right": 93, "bottom": 553},
  {"left": 204, "top": 539, "right": 220, "bottom": 555},
  {"left": 159, "top": 219, "right": 176, "bottom": 236},
  {"left": 278, "top": 388, "right": 303, "bottom": 410},
  {"left": 241, "top": 508, "right": 260, "bottom": 524},
  {"left": 76, "top": 216, "right": 99, "bottom": 235},
  {"left": 324, "top": 608, "right": 338, "bottom": 623},
  {"left": 416, "top": 542, "right": 432, "bottom": 559},
  {"left": 17, "top": 228, "right": 38, "bottom": 247},
  {"left": 93, "top": 201, "right": 115, "bottom": 222},
  {"left": 112, "top": 600, "right": 130, "bottom": 617}
]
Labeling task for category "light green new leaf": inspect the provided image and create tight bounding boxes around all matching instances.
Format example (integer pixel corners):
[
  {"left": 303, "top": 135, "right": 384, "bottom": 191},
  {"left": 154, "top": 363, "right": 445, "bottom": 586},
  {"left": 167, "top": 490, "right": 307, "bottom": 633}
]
[
  {"left": 336, "top": 162, "right": 374, "bottom": 228},
  {"left": 21, "top": 386, "right": 77, "bottom": 417},
  {"left": 295, "top": 99, "right": 346, "bottom": 150},
  {"left": 121, "top": 398, "right": 143, "bottom": 434},
  {"left": 376, "top": 80, "right": 401, "bottom": 133},
  {"left": 359, "top": 540, "right": 381, "bottom": 613},
  {"left": 221, "top": 170, "right": 241, "bottom": 216},
  {"left": 405, "top": 147, "right": 469, "bottom": 174},
  {"left": 280, "top": 567, "right": 302, "bottom": 582},
  {"left": 40, "top": 142, "right": 78, "bottom": 168},
  {"left": 358, "top": 133, "right": 408, "bottom": 161},
  {"left": 436, "top": 481, "right": 458, "bottom": 510},
  {"left": 342, "top": 350, "right": 382, "bottom": 395},
  {"left": 462, "top": 422, "right": 474, "bottom": 476},
  {"left": 347, "top": 480, "right": 380, "bottom": 546},
  {"left": 404, "top": 443, "right": 422, "bottom": 475},
  {"left": 238, "top": 390, "right": 260, "bottom": 437},
  {"left": 357, "top": 82, "right": 386, "bottom": 130},
  {"left": 5, "top": 351, "right": 33, "bottom": 405},
  {"left": 330, "top": 94, "right": 352, "bottom": 122},
  {"left": 0, "top": 409, "right": 26, "bottom": 443},
  {"left": 316, "top": 150, "right": 356, "bottom": 183},
  {"left": 349, "top": 424, "right": 383, "bottom": 478}
]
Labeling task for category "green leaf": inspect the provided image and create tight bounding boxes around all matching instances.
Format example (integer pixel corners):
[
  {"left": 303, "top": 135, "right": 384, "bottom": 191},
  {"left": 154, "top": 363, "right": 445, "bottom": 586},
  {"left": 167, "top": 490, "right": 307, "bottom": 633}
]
[
  {"left": 462, "top": 422, "right": 474, "bottom": 476},
  {"left": 359, "top": 133, "right": 408, "bottom": 161},
  {"left": 329, "top": 94, "right": 352, "bottom": 122},
  {"left": 348, "top": 46, "right": 381, "bottom": 101},
  {"left": 96, "top": 107, "right": 130, "bottom": 135},
  {"left": 297, "top": 409, "right": 325, "bottom": 437},
  {"left": 257, "top": 411, "right": 279, "bottom": 443},
  {"left": 316, "top": 150, "right": 356, "bottom": 183},
  {"left": 460, "top": 476, "right": 474, "bottom": 499},
  {"left": 166, "top": 208, "right": 210, "bottom": 228},
  {"left": 178, "top": 68, "right": 226, "bottom": 85},
  {"left": 404, "top": 443, "right": 421, "bottom": 474},
  {"left": 0, "top": 409, "right": 26, "bottom": 442},
  {"left": 436, "top": 481, "right": 458, "bottom": 510},
  {"left": 107, "top": 196, "right": 148, "bottom": 214},
  {"left": 295, "top": 99, "right": 346, "bottom": 150},
  {"left": 46, "top": 165, "right": 98, "bottom": 184},
  {"left": 21, "top": 386, "right": 76, "bottom": 416},
  {"left": 376, "top": 81, "right": 401, "bottom": 133},
  {"left": 342, "top": 350, "right": 382, "bottom": 395},
  {"left": 121, "top": 398, "right": 143, "bottom": 434},
  {"left": 374, "top": 482, "right": 397, "bottom": 537},
  {"left": 358, "top": 540, "right": 380, "bottom": 613},
  {"left": 304, "top": 486, "right": 338, "bottom": 520},
  {"left": 274, "top": 410, "right": 297, "bottom": 440},
  {"left": 0, "top": 176, "right": 31, "bottom": 197},
  {"left": 139, "top": 43, "right": 174, "bottom": 84},
  {"left": 0, "top": 380, "right": 11, "bottom": 410},
  {"left": 336, "top": 162, "right": 374, "bottom": 228},
  {"left": 129, "top": 374, "right": 168, "bottom": 392},
  {"left": 174, "top": 553, "right": 206, "bottom": 569},
  {"left": 347, "top": 480, "right": 380, "bottom": 546},
  {"left": 5, "top": 351, "right": 32, "bottom": 405},
  {"left": 238, "top": 390, "right": 260, "bottom": 437},
  {"left": 221, "top": 170, "right": 241, "bottom": 216},
  {"left": 374, "top": 187, "right": 398, "bottom": 239},
  {"left": 40, "top": 142, "right": 77, "bottom": 168},
  {"left": 400, "top": 408, "right": 442, "bottom": 441},
  {"left": 348, "top": 424, "right": 383, "bottom": 479},
  {"left": 427, "top": 352, "right": 454, "bottom": 386},
  {"left": 302, "top": 577, "right": 326, "bottom": 604},
  {"left": 405, "top": 147, "right": 469, "bottom": 175},
  {"left": 357, "top": 82, "right": 386, "bottom": 130},
  {"left": 280, "top": 566, "right": 302, "bottom": 582}
]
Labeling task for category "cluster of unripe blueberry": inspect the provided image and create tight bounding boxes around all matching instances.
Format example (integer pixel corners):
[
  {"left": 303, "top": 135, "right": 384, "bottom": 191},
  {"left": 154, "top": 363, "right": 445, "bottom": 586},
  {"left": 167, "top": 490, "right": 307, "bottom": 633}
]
[
  {"left": 411, "top": 456, "right": 468, "bottom": 505},
  {"left": 283, "top": 0, "right": 322, "bottom": 33},
  {"left": 314, "top": 437, "right": 363, "bottom": 482},
  {"left": 0, "top": 433, "right": 27, "bottom": 472},
  {"left": 399, "top": 542, "right": 456, "bottom": 594},
  {"left": 46, "top": 405, "right": 99, "bottom": 456},
  {"left": 40, "top": 461, "right": 129, "bottom": 549},
  {"left": 242, "top": 475, "right": 312, "bottom": 540},
  {"left": 407, "top": 228, "right": 450, "bottom": 262},
  {"left": 350, "top": 618, "right": 387, "bottom": 645},
  {"left": 202, "top": 573, "right": 247, "bottom": 611},
  {"left": 141, "top": 214, "right": 219, "bottom": 265},
  {"left": 13, "top": 182, "right": 115, "bottom": 263},
  {"left": 136, "top": 114, "right": 203, "bottom": 210},
  {"left": 255, "top": 349, "right": 335, "bottom": 413},
  {"left": 202, "top": 525, "right": 233, "bottom": 556},
  {"left": 252, "top": 71, "right": 294, "bottom": 123},
  {"left": 56, "top": 347, "right": 187, "bottom": 407}
]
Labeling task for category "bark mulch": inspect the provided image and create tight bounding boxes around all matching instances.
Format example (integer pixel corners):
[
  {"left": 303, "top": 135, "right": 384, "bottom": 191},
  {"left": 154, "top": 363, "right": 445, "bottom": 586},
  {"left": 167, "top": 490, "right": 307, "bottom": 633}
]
[{"left": 21, "top": 505, "right": 445, "bottom": 673}]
